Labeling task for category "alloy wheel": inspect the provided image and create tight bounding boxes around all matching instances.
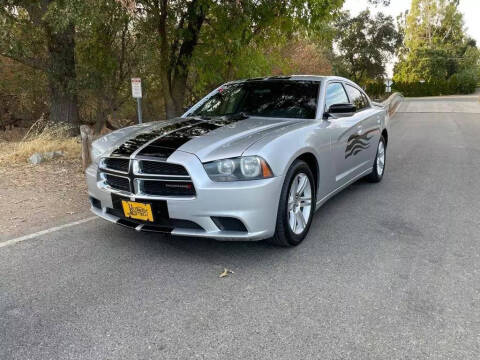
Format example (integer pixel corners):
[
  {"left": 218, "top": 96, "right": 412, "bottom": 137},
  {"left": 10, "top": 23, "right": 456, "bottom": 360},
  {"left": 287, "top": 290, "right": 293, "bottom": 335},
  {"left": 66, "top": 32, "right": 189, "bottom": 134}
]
[
  {"left": 377, "top": 140, "right": 385, "bottom": 176},
  {"left": 287, "top": 173, "right": 312, "bottom": 235}
]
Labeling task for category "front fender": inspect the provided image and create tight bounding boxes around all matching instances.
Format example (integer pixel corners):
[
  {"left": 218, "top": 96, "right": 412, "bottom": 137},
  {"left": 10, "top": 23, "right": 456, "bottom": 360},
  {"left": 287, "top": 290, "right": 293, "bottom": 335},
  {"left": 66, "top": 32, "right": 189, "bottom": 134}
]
[{"left": 242, "top": 121, "right": 333, "bottom": 197}]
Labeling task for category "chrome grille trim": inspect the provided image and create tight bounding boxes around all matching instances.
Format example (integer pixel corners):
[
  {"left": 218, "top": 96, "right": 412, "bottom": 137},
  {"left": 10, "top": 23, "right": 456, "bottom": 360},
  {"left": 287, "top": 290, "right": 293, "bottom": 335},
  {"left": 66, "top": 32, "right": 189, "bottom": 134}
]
[
  {"left": 99, "top": 157, "right": 130, "bottom": 174},
  {"left": 98, "top": 172, "right": 131, "bottom": 194},
  {"left": 97, "top": 158, "right": 196, "bottom": 198},
  {"left": 135, "top": 179, "right": 196, "bottom": 198},
  {"left": 132, "top": 159, "right": 191, "bottom": 179}
]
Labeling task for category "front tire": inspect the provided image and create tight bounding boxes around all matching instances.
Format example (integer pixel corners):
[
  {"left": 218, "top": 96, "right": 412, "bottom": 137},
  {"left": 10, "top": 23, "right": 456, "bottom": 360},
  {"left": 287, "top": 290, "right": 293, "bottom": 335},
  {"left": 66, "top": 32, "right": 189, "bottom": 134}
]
[
  {"left": 367, "top": 136, "right": 386, "bottom": 183},
  {"left": 267, "top": 160, "right": 316, "bottom": 247}
]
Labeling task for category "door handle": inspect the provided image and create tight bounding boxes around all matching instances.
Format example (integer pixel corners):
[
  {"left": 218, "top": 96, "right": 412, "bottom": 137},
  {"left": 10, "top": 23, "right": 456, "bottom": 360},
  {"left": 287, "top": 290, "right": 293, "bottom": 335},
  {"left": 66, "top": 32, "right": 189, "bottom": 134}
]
[{"left": 357, "top": 126, "right": 363, "bottom": 135}]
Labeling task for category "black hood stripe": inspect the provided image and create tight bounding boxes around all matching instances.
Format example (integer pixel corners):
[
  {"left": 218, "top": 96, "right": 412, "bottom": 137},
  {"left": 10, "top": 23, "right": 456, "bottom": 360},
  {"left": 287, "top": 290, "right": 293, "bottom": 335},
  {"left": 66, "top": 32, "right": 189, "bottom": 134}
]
[
  {"left": 136, "top": 117, "right": 243, "bottom": 158},
  {"left": 110, "top": 119, "right": 200, "bottom": 157},
  {"left": 110, "top": 117, "right": 245, "bottom": 159},
  {"left": 144, "top": 122, "right": 220, "bottom": 150}
]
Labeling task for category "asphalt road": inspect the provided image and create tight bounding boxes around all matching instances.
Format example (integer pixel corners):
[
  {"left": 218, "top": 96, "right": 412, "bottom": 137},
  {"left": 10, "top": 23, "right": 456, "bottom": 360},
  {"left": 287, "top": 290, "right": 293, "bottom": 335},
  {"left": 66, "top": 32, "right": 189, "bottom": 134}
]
[{"left": 2, "top": 96, "right": 480, "bottom": 360}]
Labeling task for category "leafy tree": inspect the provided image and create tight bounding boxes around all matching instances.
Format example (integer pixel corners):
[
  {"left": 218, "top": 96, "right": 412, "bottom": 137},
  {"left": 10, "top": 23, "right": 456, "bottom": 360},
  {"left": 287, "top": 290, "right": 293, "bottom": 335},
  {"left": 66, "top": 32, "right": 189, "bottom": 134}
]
[
  {"left": 274, "top": 38, "right": 333, "bottom": 77},
  {"left": 76, "top": 0, "right": 141, "bottom": 132},
  {"left": 0, "top": 0, "right": 86, "bottom": 132},
  {"left": 0, "top": 56, "right": 48, "bottom": 129},
  {"left": 394, "top": 0, "right": 479, "bottom": 87},
  {"left": 332, "top": 10, "right": 401, "bottom": 83},
  {"left": 119, "top": 0, "right": 345, "bottom": 119},
  {"left": 1, "top": 0, "right": 346, "bottom": 131},
  {"left": 368, "top": 0, "right": 391, "bottom": 6}
]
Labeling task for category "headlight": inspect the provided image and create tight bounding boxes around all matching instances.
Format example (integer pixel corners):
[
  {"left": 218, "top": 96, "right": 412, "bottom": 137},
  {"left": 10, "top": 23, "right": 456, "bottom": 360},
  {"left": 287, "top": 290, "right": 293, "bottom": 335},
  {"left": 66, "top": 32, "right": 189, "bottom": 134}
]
[{"left": 204, "top": 156, "right": 273, "bottom": 182}]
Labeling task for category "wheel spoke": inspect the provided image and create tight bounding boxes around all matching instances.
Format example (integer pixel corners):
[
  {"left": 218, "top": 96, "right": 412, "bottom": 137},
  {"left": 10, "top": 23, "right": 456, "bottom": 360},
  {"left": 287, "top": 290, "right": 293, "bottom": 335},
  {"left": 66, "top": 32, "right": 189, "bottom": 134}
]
[
  {"left": 299, "top": 197, "right": 311, "bottom": 207},
  {"left": 288, "top": 193, "right": 295, "bottom": 210},
  {"left": 289, "top": 210, "right": 296, "bottom": 231},
  {"left": 296, "top": 210, "right": 306, "bottom": 231},
  {"left": 288, "top": 201, "right": 295, "bottom": 211},
  {"left": 293, "top": 211, "right": 298, "bottom": 231},
  {"left": 296, "top": 174, "right": 308, "bottom": 195}
]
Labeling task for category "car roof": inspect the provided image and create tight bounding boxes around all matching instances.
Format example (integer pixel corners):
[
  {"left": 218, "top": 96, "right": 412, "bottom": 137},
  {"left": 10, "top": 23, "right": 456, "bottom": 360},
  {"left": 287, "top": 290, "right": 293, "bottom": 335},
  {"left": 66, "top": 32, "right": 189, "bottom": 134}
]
[{"left": 226, "top": 75, "right": 352, "bottom": 84}]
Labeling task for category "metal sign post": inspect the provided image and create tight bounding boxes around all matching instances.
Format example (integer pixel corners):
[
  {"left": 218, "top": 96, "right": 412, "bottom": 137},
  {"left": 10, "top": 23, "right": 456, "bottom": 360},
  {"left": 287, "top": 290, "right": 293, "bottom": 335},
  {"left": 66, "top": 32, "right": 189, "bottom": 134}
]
[{"left": 131, "top": 78, "right": 143, "bottom": 124}]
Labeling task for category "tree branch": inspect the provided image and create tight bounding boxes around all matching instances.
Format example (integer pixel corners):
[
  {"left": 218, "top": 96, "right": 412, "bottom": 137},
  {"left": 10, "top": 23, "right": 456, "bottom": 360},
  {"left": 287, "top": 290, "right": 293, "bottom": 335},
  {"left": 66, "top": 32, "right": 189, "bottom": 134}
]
[{"left": 0, "top": 51, "right": 47, "bottom": 71}]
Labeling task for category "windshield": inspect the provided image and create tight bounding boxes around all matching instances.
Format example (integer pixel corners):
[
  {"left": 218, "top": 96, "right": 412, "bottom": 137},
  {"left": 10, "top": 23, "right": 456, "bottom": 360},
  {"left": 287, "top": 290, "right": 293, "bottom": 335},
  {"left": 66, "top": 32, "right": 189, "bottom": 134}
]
[{"left": 192, "top": 80, "right": 320, "bottom": 119}]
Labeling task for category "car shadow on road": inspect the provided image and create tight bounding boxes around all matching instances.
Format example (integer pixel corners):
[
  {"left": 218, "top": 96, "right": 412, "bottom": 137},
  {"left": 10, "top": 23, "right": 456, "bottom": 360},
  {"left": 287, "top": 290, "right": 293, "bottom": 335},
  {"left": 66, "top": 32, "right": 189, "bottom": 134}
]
[{"left": 99, "top": 179, "right": 376, "bottom": 271}]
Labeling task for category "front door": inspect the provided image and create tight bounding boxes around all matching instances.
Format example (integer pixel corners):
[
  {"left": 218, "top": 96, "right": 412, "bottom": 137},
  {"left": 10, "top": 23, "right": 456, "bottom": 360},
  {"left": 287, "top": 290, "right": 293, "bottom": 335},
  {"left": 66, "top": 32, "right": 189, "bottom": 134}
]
[
  {"left": 343, "top": 84, "right": 381, "bottom": 168},
  {"left": 325, "top": 82, "right": 367, "bottom": 188}
]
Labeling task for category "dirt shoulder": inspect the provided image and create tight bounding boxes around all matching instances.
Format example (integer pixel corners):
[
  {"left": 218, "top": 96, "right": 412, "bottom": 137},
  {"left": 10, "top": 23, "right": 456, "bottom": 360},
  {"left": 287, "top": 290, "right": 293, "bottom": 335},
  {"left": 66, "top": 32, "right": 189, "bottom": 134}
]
[{"left": 0, "top": 158, "right": 91, "bottom": 241}]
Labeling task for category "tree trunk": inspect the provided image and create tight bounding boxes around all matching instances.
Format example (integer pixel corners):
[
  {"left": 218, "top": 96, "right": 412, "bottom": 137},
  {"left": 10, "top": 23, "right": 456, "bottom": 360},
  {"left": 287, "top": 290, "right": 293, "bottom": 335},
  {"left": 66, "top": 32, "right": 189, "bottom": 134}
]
[
  {"left": 46, "top": 23, "right": 80, "bottom": 134},
  {"left": 160, "top": 0, "right": 208, "bottom": 119},
  {"left": 161, "top": 73, "right": 180, "bottom": 119}
]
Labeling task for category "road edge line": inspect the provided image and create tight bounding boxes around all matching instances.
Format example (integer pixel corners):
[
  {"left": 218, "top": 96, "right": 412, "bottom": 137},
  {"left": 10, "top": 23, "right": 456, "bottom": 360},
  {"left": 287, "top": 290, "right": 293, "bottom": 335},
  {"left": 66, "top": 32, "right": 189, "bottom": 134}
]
[{"left": 0, "top": 217, "right": 98, "bottom": 249}]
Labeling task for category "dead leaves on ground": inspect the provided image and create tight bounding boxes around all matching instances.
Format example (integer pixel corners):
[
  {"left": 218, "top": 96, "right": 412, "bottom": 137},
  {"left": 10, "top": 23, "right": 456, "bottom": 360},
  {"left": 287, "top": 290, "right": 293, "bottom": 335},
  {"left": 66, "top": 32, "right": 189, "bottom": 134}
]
[{"left": 219, "top": 268, "right": 234, "bottom": 278}]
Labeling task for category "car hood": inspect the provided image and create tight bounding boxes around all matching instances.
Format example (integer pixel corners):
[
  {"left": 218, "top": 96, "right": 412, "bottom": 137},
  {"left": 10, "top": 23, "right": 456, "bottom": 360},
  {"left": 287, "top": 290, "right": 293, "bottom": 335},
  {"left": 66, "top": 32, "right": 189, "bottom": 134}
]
[{"left": 102, "top": 116, "right": 302, "bottom": 162}]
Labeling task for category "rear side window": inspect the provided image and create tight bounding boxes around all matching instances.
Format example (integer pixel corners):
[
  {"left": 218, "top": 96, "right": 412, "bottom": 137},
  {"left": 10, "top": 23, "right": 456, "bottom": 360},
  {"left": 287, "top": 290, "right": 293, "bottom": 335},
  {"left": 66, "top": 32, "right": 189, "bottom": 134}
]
[
  {"left": 325, "top": 83, "right": 349, "bottom": 110},
  {"left": 345, "top": 84, "right": 369, "bottom": 111}
]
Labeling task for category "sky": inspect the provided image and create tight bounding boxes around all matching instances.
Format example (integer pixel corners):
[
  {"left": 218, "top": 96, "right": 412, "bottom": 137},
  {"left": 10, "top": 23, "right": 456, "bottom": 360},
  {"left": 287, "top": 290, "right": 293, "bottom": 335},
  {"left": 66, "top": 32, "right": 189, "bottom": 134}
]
[{"left": 342, "top": 0, "right": 480, "bottom": 77}]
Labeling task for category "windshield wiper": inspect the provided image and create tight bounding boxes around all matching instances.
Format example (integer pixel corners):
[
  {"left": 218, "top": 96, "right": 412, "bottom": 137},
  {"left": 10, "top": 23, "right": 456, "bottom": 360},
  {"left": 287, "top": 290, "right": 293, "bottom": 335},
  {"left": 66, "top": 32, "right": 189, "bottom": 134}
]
[
  {"left": 224, "top": 112, "right": 250, "bottom": 120},
  {"left": 190, "top": 112, "right": 249, "bottom": 121},
  {"left": 189, "top": 114, "right": 211, "bottom": 120}
]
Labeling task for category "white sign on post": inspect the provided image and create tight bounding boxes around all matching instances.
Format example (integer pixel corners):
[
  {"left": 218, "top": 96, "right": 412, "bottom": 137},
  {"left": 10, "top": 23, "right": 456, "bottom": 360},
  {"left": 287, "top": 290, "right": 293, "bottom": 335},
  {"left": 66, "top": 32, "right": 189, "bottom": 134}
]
[
  {"left": 131, "top": 78, "right": 143, "bottom": 124},
  {"left": 385, "top": 78, "right": 393, "bottom": 93},
  {"left": 131, "top": 78, "right": 142, "bottom": 98}
]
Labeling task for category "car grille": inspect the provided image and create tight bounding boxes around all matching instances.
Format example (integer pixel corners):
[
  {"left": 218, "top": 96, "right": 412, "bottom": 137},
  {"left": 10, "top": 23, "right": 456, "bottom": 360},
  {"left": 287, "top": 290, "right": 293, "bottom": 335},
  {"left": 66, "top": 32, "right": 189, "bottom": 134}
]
[
  {"left": 99, "top": 159, "right": 195, "bottom": 197},
  {"left": 139, "top": 160, "right": 189, "bottom": 176},
  {"left": 139, "top": 180, "right": 196, "bottom": 197},
  {"left": 101, "top": 157, "right": 130, "bottom": 173},
  {"left": 104, "top": 174, "right": 130, "bottom": 192}
]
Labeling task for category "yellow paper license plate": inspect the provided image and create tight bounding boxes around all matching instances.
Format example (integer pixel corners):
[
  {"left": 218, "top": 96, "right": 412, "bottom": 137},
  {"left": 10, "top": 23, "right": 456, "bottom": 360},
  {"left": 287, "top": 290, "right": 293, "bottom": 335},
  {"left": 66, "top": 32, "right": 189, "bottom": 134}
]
[{"left": 121, "top": 200, "right": 154, "bottom": 222}]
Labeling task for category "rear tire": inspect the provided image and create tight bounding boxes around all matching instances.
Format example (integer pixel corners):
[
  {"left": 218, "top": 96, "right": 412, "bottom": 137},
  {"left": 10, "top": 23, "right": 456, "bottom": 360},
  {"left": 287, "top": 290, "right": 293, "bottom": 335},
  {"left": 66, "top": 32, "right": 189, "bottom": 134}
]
[
  {"left": 267, "top": 160, "right": 316, "bottom": 247},
  {"left": 367, "top": 136, "right": 386, "bottom": 183}
]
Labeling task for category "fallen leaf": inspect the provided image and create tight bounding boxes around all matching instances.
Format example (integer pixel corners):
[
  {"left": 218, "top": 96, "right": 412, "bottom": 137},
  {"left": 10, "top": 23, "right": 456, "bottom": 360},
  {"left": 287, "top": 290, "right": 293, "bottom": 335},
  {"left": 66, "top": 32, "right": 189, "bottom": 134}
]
[{"left": 219, "top": 268, "right": 234, "bottom": 278}]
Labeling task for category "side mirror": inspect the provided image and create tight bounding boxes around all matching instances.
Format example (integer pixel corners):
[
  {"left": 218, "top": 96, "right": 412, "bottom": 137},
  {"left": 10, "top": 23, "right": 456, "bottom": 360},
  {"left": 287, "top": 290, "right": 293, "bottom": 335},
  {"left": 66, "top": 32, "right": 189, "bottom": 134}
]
[{"left": 328, "top": 103, "right": 357, "bottom": 114}]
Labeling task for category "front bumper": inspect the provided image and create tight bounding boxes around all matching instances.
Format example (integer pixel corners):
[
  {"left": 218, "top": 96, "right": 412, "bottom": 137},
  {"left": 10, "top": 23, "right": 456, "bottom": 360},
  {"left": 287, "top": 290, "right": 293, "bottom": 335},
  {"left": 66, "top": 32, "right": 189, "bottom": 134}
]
[{"left": 86, "top": 151, "right": 283, "bottom": 241}]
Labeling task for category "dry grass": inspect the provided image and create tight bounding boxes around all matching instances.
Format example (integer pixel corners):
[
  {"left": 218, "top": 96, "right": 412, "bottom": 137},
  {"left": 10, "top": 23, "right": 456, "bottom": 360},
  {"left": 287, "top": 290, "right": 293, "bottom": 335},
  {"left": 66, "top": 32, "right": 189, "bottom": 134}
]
[{"left": 0, "top": 124, "right": 81, "bottom": 166}]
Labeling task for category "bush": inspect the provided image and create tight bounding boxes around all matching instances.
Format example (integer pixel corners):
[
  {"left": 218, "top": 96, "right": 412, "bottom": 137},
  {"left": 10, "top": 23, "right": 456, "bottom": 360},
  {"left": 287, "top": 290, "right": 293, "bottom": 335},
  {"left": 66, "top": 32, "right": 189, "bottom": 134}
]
[
  {"left": 365, "top": 81, "right": 387, "bottom": 100},
  {"left": 393, "top": 71, "right": 478, "bottom": 97},
  {"left": 454, "top": 70, "right": 478, "bottom": 94}
]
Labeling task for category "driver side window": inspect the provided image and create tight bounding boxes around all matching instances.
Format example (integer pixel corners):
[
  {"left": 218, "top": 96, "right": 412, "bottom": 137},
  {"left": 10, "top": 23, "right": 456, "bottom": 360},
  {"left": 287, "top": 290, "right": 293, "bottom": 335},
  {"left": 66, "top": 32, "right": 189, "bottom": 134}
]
[{"left": 325, "top": 83, "right": 349, "bottom": 110}]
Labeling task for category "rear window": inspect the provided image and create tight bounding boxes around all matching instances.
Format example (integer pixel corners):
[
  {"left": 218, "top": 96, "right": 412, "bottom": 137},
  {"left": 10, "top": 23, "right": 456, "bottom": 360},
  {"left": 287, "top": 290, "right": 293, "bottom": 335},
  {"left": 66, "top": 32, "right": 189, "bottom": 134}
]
[{"left": 192, "top": 80, "right": 320, "bottom": 119}]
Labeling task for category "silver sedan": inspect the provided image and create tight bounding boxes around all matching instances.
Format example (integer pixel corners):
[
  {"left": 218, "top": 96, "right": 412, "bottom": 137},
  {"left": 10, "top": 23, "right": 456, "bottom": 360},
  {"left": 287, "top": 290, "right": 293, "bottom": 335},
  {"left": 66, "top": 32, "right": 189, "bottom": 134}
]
[{"left": 86, "top": 75, "right": 389, "bottom": 246}]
